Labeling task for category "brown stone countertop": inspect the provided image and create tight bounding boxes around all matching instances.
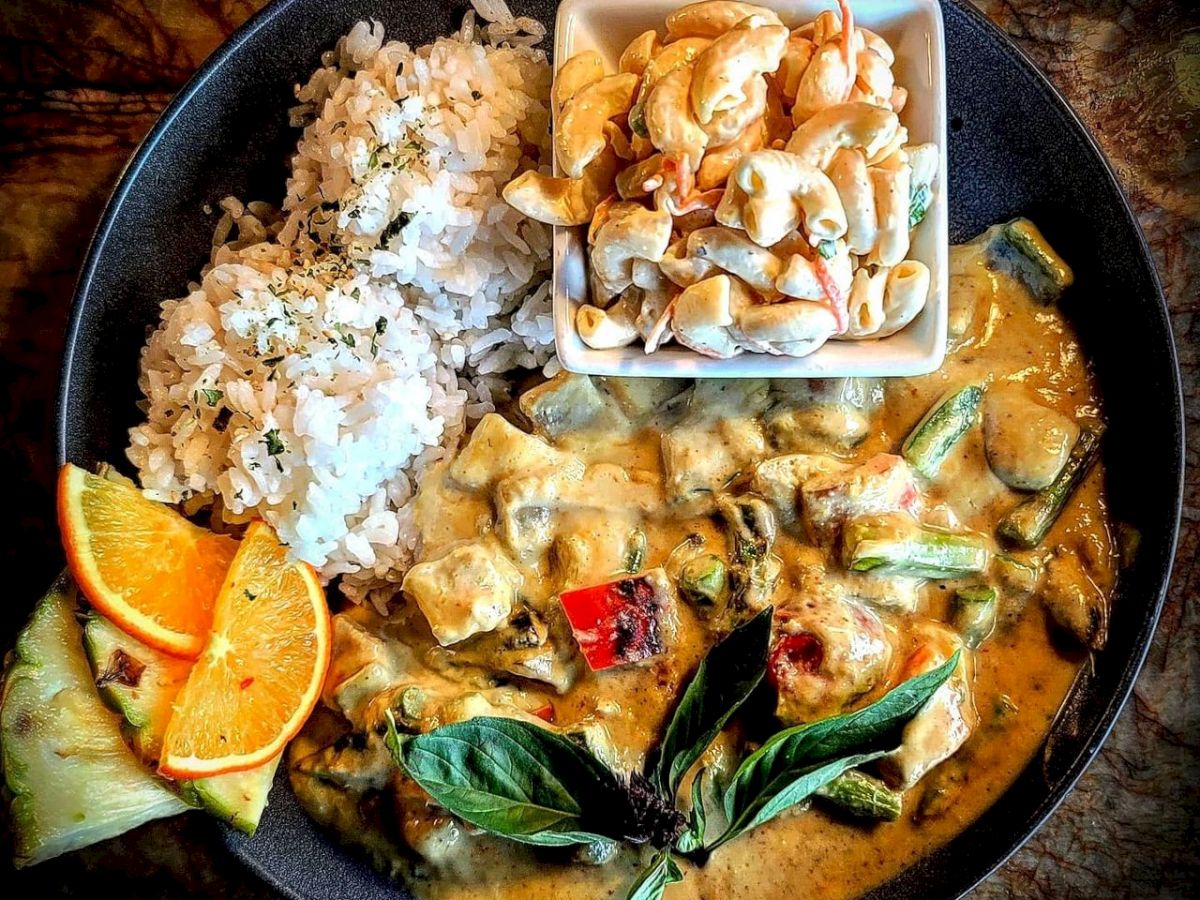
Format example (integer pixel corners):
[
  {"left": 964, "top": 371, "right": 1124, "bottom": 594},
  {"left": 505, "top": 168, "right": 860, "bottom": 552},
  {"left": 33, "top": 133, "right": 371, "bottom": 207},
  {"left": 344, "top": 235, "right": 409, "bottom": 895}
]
[{"left": 0, "top": 0, "right": 1196, "bottom": 896}]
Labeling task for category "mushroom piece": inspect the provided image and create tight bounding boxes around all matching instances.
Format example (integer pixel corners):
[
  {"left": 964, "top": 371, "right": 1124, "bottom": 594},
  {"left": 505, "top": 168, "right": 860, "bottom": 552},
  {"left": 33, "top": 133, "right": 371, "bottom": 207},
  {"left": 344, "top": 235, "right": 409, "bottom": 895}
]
[
  {"left": 983, "top": 387, "right": 1080, "bottom": 491},
  {"left": 1040, "top": 548, "right": 1108, "bottom": 649}
]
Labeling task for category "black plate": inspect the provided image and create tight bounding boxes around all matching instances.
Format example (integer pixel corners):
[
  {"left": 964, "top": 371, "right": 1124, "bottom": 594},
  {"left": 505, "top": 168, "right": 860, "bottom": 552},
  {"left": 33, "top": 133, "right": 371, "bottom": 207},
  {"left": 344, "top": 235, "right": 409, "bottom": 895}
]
[{"left": 56, "top": 1, "right": 1184, "bottom": 898}]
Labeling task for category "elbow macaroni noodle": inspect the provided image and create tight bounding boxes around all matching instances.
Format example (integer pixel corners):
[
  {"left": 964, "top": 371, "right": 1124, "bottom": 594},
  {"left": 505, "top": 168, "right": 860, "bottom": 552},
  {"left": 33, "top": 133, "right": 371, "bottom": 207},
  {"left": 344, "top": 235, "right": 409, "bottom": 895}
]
[{"left": 500, "top": 0, "right": 939, "bottom": 357}]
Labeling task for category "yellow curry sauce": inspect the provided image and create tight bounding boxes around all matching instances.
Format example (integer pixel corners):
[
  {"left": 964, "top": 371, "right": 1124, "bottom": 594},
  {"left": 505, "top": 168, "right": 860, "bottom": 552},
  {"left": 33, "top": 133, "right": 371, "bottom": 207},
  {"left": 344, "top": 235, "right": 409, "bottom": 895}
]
[{"left": 289, "top": 224, "right": 1116, "bottom": 899}]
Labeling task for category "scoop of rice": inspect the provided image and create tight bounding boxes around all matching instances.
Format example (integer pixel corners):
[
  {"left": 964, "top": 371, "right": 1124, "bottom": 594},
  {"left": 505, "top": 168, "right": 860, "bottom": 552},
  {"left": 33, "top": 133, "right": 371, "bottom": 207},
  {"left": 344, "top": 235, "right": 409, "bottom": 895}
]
[{"left": 127, "top": 7, "right": 554, "bottom": 607}]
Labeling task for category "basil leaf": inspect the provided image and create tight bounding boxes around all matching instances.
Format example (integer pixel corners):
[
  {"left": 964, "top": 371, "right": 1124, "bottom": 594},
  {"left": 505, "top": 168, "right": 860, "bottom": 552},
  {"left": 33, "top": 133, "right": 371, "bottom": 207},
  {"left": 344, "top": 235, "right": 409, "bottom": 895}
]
[
  {"left": 651, "top": 608, "right": 772, "bottom": 797},
  {"left": 715, "top": 652, "right": 960, "bottom": 848},
  {"left": 386, "top": 714, "right": 622, "bottom": 848},
  {"left": 674, "top": 769, "right": 707, "bottom": 854},
  {"left": 626, "top": 848, "right": 683, "bottom": 900},
  {"left": 710, "top": 751, "right": 886, "bottom": 850}
]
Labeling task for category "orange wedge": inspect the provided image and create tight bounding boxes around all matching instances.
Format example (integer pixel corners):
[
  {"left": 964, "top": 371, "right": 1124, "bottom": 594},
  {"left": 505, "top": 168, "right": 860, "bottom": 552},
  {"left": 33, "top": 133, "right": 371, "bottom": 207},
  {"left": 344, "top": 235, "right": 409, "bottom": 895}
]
[
  {"left": 58, "top": 463, "right": 238, "bottom": 659},
  {"left": 159, "top": 520, "right": 330, "bottom": 779}
]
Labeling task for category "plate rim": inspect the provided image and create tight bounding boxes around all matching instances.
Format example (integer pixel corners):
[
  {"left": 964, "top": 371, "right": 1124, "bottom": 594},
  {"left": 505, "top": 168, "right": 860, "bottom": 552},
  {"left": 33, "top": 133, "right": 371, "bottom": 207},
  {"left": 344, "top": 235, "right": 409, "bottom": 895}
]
[{"left": 53, "top": 1, "right": 1184, "bottom": 898}]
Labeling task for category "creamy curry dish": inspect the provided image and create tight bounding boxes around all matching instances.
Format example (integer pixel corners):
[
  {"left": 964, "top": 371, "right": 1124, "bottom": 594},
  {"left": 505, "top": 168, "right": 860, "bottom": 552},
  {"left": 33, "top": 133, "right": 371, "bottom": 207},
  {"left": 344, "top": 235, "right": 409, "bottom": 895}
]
[{"left": 288, "top": 218, "right": 1117, "bottom": 899}]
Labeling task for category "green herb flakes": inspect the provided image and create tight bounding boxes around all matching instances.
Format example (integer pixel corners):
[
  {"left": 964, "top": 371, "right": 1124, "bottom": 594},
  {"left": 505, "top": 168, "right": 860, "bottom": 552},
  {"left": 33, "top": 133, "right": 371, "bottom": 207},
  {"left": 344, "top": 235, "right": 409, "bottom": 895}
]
[
  {"left": 263, "top": 429, "right": 286, "bottom": 456},
  {"left": 371, "top": 316, "right": 388, "bottom": 356},
  {"left": 381, "top": 211, "right": 412, "bottom": 245}
]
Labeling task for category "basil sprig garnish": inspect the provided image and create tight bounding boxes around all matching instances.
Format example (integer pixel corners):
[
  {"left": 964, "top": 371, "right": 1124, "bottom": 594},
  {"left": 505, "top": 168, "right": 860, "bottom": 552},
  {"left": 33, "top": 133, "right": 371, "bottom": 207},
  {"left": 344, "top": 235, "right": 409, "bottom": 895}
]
[
  {"left": 383, "top": 610, "right": 961, "bottom": 900},
  {"left": 385, "top": 715, "right": 623, "bottom": 849},
  {"left": 650, "top": 608, "right": 772, "bottom": 797},
  {"left": 626, "top": 848, "right": 683, "bottom": 900},
  {"left": 674, "top": 768, "right": 708, "bottom": 855},
  {"left": 710, "top": 652, "right": 960, "bottom": 851},
  {"left": 385, "top": 715, "right": 682, "bottom": 850}
]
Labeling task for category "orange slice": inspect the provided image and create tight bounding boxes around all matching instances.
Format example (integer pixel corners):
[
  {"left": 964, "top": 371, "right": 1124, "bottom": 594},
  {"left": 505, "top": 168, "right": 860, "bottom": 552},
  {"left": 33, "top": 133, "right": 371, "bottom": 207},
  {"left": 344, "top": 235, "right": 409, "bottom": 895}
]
[
  {"left": 159, "top": 520, "right": 330, "bottom": 779},
  {"left": 58, "top": 463, "right": 238, "bottom": 659}
]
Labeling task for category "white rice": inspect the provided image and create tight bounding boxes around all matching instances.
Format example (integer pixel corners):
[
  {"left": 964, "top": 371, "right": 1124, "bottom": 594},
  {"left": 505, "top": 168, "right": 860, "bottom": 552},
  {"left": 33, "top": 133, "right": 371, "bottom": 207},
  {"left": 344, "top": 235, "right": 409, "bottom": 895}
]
[{"left": 127, "top": 3, "right": 554, "bottom": 606}]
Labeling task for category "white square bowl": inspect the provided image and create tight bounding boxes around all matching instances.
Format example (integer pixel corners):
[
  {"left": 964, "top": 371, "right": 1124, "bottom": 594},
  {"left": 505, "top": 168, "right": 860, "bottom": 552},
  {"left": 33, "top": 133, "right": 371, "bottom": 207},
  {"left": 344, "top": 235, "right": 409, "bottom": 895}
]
[{"left": 551, "top": 0, "right": 947, "bottom": 378}]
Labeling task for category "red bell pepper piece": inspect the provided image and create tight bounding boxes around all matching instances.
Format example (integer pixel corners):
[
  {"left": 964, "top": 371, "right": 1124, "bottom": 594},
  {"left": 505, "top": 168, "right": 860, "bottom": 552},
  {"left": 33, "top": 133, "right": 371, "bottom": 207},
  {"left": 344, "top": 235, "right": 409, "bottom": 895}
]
[
  {"left": 768, "top": 632, "right": 826, "bottom": 689},
  {"left": 558, "top": 570, "right": 670, "bottom": 671}
]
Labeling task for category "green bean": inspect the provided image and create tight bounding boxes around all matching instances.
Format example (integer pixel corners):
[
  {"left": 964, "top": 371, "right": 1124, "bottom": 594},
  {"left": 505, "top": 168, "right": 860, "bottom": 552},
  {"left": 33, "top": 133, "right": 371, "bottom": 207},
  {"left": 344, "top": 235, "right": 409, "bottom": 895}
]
[
  {"left": 843, "top": 515, "right": 990, "bottom": 580},
  {"left": 816, "top": 770, "right": 903, "bottom": 821},
  {"left": 997, "top": 429, "right": 1102, "bottom": 549},
  {"left": 901, "top": 385, "right": 984, "bottom": 479}
]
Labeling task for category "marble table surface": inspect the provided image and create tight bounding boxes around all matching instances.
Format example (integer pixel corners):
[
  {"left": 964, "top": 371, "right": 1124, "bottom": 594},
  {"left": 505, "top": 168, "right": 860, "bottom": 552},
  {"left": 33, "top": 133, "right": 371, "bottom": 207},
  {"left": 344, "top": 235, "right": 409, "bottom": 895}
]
[{"left": 0, "top": 0, "right": 1195, "bottom": 896}]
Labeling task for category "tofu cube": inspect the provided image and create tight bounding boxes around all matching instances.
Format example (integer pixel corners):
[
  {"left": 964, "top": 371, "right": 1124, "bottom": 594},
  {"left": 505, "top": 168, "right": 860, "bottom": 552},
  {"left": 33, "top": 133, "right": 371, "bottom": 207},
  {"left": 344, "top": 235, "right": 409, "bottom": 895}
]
[
  {"left": 880, "top": 631, "right": 975, "bottom": 789},
  {"left": 662, "top": 417, "right": 765, "bottom": 504},
  {"left": 448, "top": 413, "right": 575, "bottom": 491},
  {"left": 750, "top": 453, "right": 850, "bottom": 523},
  {"left": 401, "top": 542, "right": 522, "bottom": 645}
]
